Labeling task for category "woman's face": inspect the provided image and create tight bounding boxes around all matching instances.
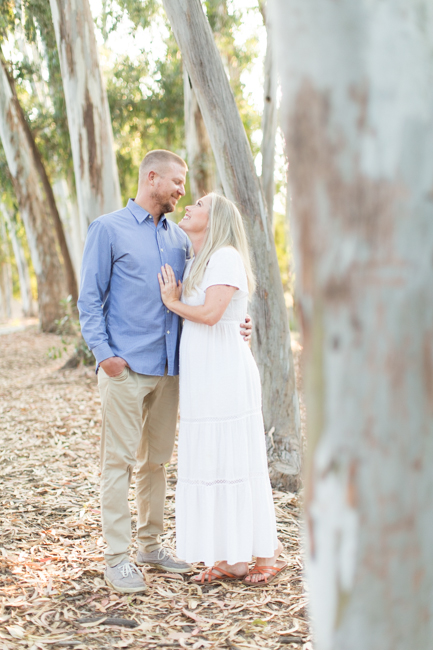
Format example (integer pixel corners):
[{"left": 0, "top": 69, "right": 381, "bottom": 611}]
[{"left": 179, "top": 195, "right": 211, "bottom": 235}]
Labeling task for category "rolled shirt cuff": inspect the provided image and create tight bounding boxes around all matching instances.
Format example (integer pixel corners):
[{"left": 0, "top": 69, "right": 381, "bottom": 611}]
[{"left": 92, "top": 341, "right": 115, "bottom": 364}]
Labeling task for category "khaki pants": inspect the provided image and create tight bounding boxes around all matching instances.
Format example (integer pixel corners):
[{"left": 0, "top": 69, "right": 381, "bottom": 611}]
[{"left": 98, "top": 366, "right": 179, "bottom": 567}]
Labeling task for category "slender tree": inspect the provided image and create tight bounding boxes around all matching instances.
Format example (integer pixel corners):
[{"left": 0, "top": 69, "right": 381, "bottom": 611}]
[
  {"left": 0, "top": 215, "right": 12, "bottom": 320},
  {"left": 183, "top": 69, "right": 216, "bottom": 199},
  {"left": 259, "top": 0, "right": 278, "bottom": 220},
  {"left": 49, "top": 0, "right": 122, "bottom": 230},
  {"left": 0, "top": 55, "right": 67, "bottom": 331},
  {"left": 163, "top": 0, "right": 301, "bottom": 490},
  {"left": 1, "top": 203, "right": 34, "bottom": 317},
  {"left": 272, "top": 0, "right": 433, "bottom": 648}
]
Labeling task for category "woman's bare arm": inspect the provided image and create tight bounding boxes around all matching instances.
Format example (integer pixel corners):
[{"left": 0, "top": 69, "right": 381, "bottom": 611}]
[{"left": 158, "top": 264, "right": 237, "bottom": 326}]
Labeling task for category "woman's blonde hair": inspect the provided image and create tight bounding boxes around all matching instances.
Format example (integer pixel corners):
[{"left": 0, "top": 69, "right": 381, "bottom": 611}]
[{"left": 183, "top": 192, "right": 256, "bottom": 296}]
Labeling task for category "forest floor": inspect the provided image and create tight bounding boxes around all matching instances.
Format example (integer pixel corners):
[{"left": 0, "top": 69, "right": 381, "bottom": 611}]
[{"left": 0, "top": 327, "right": 310, "bottom": 650}]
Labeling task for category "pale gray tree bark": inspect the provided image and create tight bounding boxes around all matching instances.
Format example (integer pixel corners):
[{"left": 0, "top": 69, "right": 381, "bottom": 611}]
[
  {"left": 49, "top": 0, "right": 122, "bottom": 233},
  {"left": 259, "top": 1, "right": 278, "bottom": 220},
  {"left": 12, "top": 24, "right": 78, "bottom": 303},
  {"left": 272, "top": 0, "right": 433, "bottom": 648},
  {"left": 1, "top": 204, "right": 34, "bottom": 317},
  {"left": 53, "top": 179, "right": 84, "bottom": 283},
  {"left": 183, "top": 69, "right": 217, "bottom": 200},
  {"left": 0, "top": 55, "right": 66, "bottom": 331},
  {"left": 163, "top": 0, "right": 301, "bottom": 490}
]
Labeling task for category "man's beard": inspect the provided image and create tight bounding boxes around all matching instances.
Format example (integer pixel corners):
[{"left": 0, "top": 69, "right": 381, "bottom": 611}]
[{"left": 151, "top": 190, "right": 175, "bottom": 214}]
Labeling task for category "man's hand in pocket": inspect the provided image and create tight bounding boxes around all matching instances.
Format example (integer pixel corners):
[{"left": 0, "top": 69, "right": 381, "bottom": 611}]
[{"left": 100, "top": 357, "right": 128, "bottom": 377}]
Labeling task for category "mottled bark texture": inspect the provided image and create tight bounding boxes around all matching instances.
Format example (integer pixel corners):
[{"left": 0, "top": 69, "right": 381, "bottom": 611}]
[
  {"left": 0, "top": 56, "right": 66, "bottom": 331},
  {"left": 163, "top": 0, "right": 301, "bottom": 490},
  {"left": 272, "top": 0, "right": 433, "bottom": 648},
  {"left": 49, "top": 0, "right": 122, "bottom": 233},
  {"left": 1, "top": 204, "right": 34, "bottom": 317},
  {"left": 25, "top": 116, "right": 78, "bottom": 304},
  {"left": 260, "top": 1, "right": 278, "bottom": 220},
  {"left": 183, "top": 69, "right": 216, "bottom": 200}
]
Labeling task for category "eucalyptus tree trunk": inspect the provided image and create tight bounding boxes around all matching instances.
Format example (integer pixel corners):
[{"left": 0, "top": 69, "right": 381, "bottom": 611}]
[
  {"left": 13, "top": 22, "right": 78, "bottom": 303},
  {"left": 272, "top": 0, "right": 433, "bottom": 648},
  {"left": 49, "top": 0, "right": 122, "bottom": 231},
  {"left": 183, "top": 69, "right": 217, "bottom": 200},
  {"left": 259, "top": 1, "right": 278, "bottom": 220},
  {"left": 53, "top": 178, "right": 84, "bottom": 282},
  {"left": 0, "top": 216, "right": 12, "bottom": 320},
  {"left": 0, "top": 56, "right": 66, "bottom": 331},
  {"left": 1, "top": 204, "right": 34, "bottom": 317},
  {"left": 163, "top": 0, "right": 301, "bottom": 490}
]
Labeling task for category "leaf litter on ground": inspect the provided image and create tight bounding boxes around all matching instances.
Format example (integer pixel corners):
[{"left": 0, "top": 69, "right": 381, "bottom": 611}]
[{"left": 0, "top": 327, "right": 311, "bottom": 649}]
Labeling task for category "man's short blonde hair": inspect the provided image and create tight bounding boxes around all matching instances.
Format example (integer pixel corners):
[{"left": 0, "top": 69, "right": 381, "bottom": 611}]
[{"left": 139, "top": 150, "right": 187, "bottom": 183}]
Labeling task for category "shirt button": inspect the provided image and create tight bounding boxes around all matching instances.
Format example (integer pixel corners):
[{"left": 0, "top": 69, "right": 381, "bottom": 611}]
[
  {"left": 160, "top": 248, "right": 163, "bottom": 251},
  {"left": 167, "top": 309, "right": 169, "bottom": 313},
  {"left": 167, "top": 330, "right": 170, "bottom": 334}
]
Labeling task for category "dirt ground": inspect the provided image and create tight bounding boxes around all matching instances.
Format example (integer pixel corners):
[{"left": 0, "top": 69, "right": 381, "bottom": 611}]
[{"left": 0, "top": 327, "right": 310, "bottom": 650}]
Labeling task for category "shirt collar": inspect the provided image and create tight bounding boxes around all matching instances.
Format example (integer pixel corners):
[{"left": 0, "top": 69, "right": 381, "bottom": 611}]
[{"left": 126, "top": 198, "right": 167, "bottom": 227}]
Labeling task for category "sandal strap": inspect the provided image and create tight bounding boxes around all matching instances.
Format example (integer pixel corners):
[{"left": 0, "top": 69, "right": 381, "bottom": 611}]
[
  {"left": 200, "top": 566, "right": 238, "bottom": 583},
  {"left": 249, "top": 565, "right": 281, "bottom": 582}
]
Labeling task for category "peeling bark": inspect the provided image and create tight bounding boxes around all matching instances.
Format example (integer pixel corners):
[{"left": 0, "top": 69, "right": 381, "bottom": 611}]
[
  {"left": 272, "top": 0, "right": 433, "bottom": 647},
  {"left": 21, "top": 112, "right": 78, "bottom": 304},
  {"left": 0, "top": 55, "right": 66, "bottom": 331},
  {"left": 1, "top": 203, "right": 34, "bottom": 318},
  {"left": 163, "top": 0, "right": 301, "bottom": 490},
  {"left": 49, "top": 0, "right": 122, "bottom": 231},
  {"left": 183, "top": 68, "right": 216, "bottom": 200}
]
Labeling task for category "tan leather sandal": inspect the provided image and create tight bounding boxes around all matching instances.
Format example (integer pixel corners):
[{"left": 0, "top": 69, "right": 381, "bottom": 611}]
[
  {"left": 243, "top": 560, "right": 287, "bottom": 586},
  {"left": 191, "top": 566, "right": 248, "bottom": 584}
]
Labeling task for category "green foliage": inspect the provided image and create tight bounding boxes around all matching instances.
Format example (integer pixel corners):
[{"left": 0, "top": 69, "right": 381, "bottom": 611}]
[
  {"left": 98, "top": 0, "right": 159, "bottom": 37},
  {"left": 273, "top": 211, "right": 293, "bottom": 295},
  {"left": 106, "top": 33, "right": 186, "bottom": 202},
  {"left": 1, "top": 0, "right": 74, "bottom": 185},
  {"left": 204, "top": 0, "right": 261, "bottom": 155}
]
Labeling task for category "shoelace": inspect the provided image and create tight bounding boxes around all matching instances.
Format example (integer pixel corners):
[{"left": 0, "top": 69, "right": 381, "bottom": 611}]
[
  {"left": 120, "top": 563, "right": 140, "bottom": 578},
  {"left": 157, "top": 547, "right": 170, "bottom": 561}
]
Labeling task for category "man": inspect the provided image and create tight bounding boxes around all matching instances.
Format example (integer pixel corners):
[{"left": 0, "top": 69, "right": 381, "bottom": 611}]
[{"left": 78, "top": 150, "right": 252, "bottom": 593}]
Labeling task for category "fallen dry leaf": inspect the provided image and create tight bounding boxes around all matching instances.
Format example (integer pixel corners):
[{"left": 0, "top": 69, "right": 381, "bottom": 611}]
[{"left": 0, "top": 326, "right": 311, "bottom": 649}]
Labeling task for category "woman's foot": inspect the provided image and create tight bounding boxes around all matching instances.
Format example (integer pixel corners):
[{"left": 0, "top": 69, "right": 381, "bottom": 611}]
[
  {"left": 244, "top": 540, "right": 285, "bottom": 584},
  {"left": 191, "top": 560, "right": 249, "bottom": 583}
]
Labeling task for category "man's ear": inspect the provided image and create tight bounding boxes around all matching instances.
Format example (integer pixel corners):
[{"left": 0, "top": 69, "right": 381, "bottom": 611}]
[{"left": 148, "top": 170, "right": 156, "bottom": 185}]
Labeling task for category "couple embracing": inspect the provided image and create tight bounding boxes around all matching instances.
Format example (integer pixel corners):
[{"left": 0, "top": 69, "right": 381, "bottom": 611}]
[{"left": 78, "top": 150, "right": 286, "bottom": 593}]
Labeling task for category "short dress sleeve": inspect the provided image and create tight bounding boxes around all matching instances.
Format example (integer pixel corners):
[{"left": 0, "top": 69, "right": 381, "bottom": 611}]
[{"left": 201, "top": 246, "right": 248, "bottom": 295}]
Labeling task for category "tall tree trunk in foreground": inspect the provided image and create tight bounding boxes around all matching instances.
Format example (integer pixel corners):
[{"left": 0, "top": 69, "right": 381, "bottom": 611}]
[
  {"left": 163, "top": 0, "right": 301, "bottom": 490},
  {"left": 183, "top": 69, "right": 217, "bottom": 200},
  {"left": 272, "top": 0, "right": 433, "bottom": 647},
  {"left": 1, "top": 204, "right": 34, "bottom": 317},
  {"left": 259, "top": 1, "right": 278, "bottom": 221},
  {"left": 0, "top": 56, "right": 66, "bottom": 331},
  {"left": 49, "top": 0, "right": 122, "bottom": 232}
]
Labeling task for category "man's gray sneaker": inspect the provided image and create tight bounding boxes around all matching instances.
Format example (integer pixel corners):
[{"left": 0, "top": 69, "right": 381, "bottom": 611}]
[
  {"left": 105, "top": 561, "right": 147, "bottom": 594},
  {"left": 136, "top": 547, "right": 192, "bottom": 573}
]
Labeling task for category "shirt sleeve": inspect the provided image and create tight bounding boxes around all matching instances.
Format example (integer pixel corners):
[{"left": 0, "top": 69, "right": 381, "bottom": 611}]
[
  {"left": 77, "top": 220, "right": 115, "bottom": 364},
  {"left": 201, "top": 247, "right": 248, "bottom": 294}
]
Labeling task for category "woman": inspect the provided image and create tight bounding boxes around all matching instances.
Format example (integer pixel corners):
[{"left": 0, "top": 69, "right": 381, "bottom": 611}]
[{"left": 157, "top": 193, "right": 286, "bottom": 585}]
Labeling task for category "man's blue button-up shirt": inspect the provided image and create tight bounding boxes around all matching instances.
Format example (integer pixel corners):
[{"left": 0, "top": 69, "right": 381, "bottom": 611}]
[{"left": 77, "top": 199, "right": 190, "bottom": 376}]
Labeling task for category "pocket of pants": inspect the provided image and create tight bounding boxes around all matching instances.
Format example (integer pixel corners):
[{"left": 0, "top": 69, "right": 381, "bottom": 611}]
[{"left": 110, "top": 366, "right": 129, "bottom": 381}]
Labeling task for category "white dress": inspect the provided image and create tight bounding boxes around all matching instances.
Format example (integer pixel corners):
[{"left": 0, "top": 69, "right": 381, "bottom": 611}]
[{"left": 176, "top": 246, "right": 278, "bottom": 566}]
